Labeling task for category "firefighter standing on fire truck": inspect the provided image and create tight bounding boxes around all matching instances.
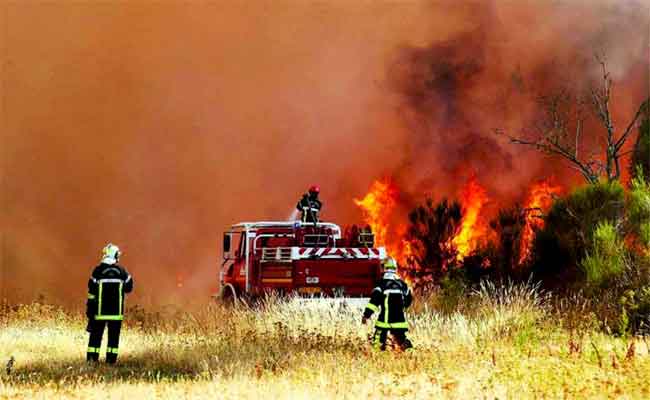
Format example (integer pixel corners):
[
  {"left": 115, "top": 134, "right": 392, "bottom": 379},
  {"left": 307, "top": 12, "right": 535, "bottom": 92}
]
[
  {"left": 362, "top": 257, "right": 413, "bottom": 351},
  {"left": 296, "top": 185, "right": 322, "bottom": 223},
  {"left": 86, "top": 243, "right": 133, "bottom": 364}
]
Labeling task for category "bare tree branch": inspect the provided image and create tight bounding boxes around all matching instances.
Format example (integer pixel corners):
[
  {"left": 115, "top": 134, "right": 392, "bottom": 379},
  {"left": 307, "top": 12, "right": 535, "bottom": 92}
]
[
  {"left": 508, "top": 134, "right": 598, "bottom": 183},
  {"left": 501, "top": 56, "right": 648, "bottom": 184},
  {"left": 614, "top": 99, "right": 650, "bottom": 152}
]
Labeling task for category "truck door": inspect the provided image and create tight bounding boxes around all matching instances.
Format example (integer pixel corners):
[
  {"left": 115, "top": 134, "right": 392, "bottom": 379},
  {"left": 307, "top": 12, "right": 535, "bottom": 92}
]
[{"left": 222, "top": 231, "right": 244, "bottom": 280}]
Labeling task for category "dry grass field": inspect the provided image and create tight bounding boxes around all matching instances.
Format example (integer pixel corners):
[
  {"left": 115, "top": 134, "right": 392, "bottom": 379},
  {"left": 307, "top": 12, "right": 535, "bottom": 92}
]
[{"left": 2, "top": 283, "right": 650, "bottom": 399}]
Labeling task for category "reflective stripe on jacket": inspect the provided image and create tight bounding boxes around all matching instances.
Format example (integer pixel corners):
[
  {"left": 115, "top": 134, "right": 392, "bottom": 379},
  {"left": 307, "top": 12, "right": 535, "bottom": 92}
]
[
  {"left": 363, "top": 277, "right": 412, "bottom": 330},
  {"left": 86, "top": 263, "right": 133, "bottom": 320}
]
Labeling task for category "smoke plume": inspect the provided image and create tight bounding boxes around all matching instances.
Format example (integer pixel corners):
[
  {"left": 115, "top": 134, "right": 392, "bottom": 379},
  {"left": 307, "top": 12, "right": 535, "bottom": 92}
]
[{"left": 0, "top": 1, "right": 648, "bottom": 304}]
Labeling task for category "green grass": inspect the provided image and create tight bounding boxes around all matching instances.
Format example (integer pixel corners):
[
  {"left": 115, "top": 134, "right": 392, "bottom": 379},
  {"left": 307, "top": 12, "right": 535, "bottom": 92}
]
[{"left": 1, "top": 284, "right": 650, "bottom": 399}]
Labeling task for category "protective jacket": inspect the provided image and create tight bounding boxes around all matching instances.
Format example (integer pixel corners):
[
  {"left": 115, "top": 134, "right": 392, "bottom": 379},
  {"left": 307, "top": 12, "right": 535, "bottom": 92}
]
[
  {"left": 363, "top": 274, "right": 412, "bottom": 329},
  {"left": 296, "top": 194, "right": 322, "bottom": 223},
  {"left": 86, "top": 263, "right": 133, "bottom": 321}
]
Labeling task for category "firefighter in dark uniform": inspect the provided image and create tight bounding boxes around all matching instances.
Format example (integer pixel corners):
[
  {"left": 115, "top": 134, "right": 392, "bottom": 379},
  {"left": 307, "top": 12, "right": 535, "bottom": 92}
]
[
  {"left": 86, "top": 243, "right": 133, "bottom": 364},
  {"left": 296, "top": 185, "right": 322, "bottom": 223},
  {"left": 362, "top": 257, "right": 413, "bottom": 351}
]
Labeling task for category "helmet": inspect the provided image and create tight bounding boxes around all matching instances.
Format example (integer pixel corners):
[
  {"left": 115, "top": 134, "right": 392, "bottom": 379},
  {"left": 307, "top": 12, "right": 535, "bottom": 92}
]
[
  {"left": 101, "top": 243, "right": 121, "bottom": 265},
  {"left": 308, "top": 185, "right": 320, "bottom": 194},
  {"left": 383, "top": 257, "right": 398, "bottom": 272},
  {"left": 382, "top": 257, "right": 399, "bottom": 280}
]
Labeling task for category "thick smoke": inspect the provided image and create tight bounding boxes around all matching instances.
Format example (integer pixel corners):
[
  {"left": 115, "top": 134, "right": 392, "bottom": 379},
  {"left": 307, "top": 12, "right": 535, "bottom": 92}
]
[
  {"left": 0, "top": 1, "right": 648, "bottom": 305},
  {"left": 386, "top": 1, "right": 649, "bottom": 215}
]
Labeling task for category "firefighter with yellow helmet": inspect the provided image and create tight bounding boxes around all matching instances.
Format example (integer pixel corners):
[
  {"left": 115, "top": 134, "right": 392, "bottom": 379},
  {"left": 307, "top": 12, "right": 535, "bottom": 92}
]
[
  {"left": 362, "top": 256, "right": 413, "bottom": 351},
  {"left": 86, "top": 243, "right": 133, "bottom": 364}
]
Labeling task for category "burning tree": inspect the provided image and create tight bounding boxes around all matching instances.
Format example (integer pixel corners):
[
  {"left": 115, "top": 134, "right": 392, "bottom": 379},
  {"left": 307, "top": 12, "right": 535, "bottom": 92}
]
[
  {"left": 405, "top": 198, "right": 462, "bottom": 283},
  {"left": 353, "top": 176, "right": 564, "bottom": 285},
  {"left": 489, "top": 206, "right": 525, "bottom": 278},
  {"left": 452, "top": 175, "right": 489, "bottom": 259},
  {"left": 518, "top": 180, "right": 563, "bottom": 265},
  {"left": 502, "top": 58, "right": 649, "bottom": 184},
  {"left": 354, "top": 176, "right": 493, "bottom": 286},
  {"left": 482, "top": 180, "right": 562, "bottom": 279}
]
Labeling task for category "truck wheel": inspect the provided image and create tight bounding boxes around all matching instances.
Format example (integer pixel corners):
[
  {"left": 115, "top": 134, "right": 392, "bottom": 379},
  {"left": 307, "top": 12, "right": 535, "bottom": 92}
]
[{"left": 220, "top": 283, "right": 238, "bottom": 306}]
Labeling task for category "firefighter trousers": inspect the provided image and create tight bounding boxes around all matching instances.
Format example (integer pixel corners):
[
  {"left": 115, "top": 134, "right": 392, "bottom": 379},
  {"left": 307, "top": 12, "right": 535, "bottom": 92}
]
[
  {"left": 87, "top": 320, "right": 122, "bottom": 363},
  {"left": 372, "top": 328, "right": 413, "bottom": 351}
]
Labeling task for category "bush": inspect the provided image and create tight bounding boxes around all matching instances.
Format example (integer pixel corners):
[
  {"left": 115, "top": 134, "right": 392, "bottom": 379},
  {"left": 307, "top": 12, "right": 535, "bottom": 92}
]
[
  {"left": 436, "top": 272, "right": 470, "bottom": 314},
  {"left": 531, "top": 181, "right": 626, "bottom": 288},
  {"left": 461, "top": 244, "right": 501, "bottom": 283},
  {"left": 487, "top": 205, "right": 527, "bottom": 279},
  {"left": 575, "top": 251, "right": 650, "bottom": 335},
  {"left": 580, "top": 222, "right": 625, "bottom": 288},
  {"left": 611, "top": 253, "right": 650, "bottom": 335},
  {"left": 628, "top": 171, "right": 650, "bottom": 250},
  {"left": 640, "top": 223, "right": 650, "bottom": 249},
  {"left": 617, "top": 287, "right": 650, "bottom": 335}
]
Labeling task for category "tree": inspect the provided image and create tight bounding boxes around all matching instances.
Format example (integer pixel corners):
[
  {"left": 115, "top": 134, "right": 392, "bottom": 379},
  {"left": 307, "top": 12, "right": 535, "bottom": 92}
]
[
  {"left": 489, "top": 205, "right": 525, "bottom": 276},
  {"left": 502, "top": 58, "right": 649, "bottom": 184},
  {"left": 630, "top": 117, "right": 650, "bottom": 184},
  {"left": 405, "top": 198, "right": 462, "bottom": 283}
]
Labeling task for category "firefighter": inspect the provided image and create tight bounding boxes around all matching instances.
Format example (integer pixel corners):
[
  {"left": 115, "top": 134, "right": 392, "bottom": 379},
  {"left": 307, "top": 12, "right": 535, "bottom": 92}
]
[
  {"left": 86, "top": 243, "right": 133, "bottom": 364},
  {"left": 362, "top": 257, "right": 413, "bottom": 351},
  {"left": 296, "top": 185, "right": 322, "bottom": 223}
]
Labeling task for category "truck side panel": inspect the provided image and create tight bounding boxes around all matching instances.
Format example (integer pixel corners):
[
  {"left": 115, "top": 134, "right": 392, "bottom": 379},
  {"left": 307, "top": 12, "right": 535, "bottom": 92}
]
[{"left": 294, "top": 259, "right": 380, "bottom": 296}]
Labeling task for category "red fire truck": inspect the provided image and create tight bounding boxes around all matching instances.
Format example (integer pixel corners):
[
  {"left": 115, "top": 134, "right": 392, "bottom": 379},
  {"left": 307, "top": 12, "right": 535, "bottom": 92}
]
[{"left": 219, "top": 221, "right": 385, "bottom": 302}]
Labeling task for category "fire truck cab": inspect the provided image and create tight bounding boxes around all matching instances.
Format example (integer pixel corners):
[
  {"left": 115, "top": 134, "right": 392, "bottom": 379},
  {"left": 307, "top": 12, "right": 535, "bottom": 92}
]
[{"left": 219, "top": 221, "right": 385, "bottom": 301}]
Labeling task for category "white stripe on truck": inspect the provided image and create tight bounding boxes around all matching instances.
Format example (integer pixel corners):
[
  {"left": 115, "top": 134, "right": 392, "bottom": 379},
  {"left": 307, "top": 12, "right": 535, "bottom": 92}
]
[{"left": 290, "top": 247, "right": 386, "bottom": 259}]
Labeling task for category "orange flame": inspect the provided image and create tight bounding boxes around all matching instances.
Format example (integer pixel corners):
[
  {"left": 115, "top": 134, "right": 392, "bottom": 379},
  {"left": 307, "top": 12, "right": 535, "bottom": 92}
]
[
  {"left": 355, "top": 176, "right": 491, "bottom": 271},
  {"left": 518, "top": 180, "right": 562, "bottom": 265},
  {"left": 354, "top": 180, "right": 414, "bottom": 268},
  {"left": 452, "top": 175, "right": 489, "bottom": 259},
  {"left": 399, "top": 238, "right": 414, "bottom": 264},
  {"left": 353, "top": 179, "right": 398, "bottom": 247}
]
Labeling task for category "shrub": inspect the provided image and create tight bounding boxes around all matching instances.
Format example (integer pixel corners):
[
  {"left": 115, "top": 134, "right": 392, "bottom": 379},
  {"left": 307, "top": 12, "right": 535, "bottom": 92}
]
[
  {"left": 617, "top": 286, "right": 650, "bottom": 335},
  {"left": 627, "top": 170, "right": 650, "bottom": 250},
  {"left": 576, "top": 251, "right": 650, "bottom": 335},
  {"left": 640, "top": 223, "right": 650, "bottom": 249},
  {"left": 531, "top": 181, "right": 626, "bottom": 288},
  {"left": 461, "top": 244, "right": 501, "bottom": 284},
  {"left": 580, "top": 221, "right": 625, "bottom": 288},
  {"left": 487, "top": 205, "right": 527, "bottom": 279},
  {"left": 435, "top": 272, "right": 470, "bottom": 314}
]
